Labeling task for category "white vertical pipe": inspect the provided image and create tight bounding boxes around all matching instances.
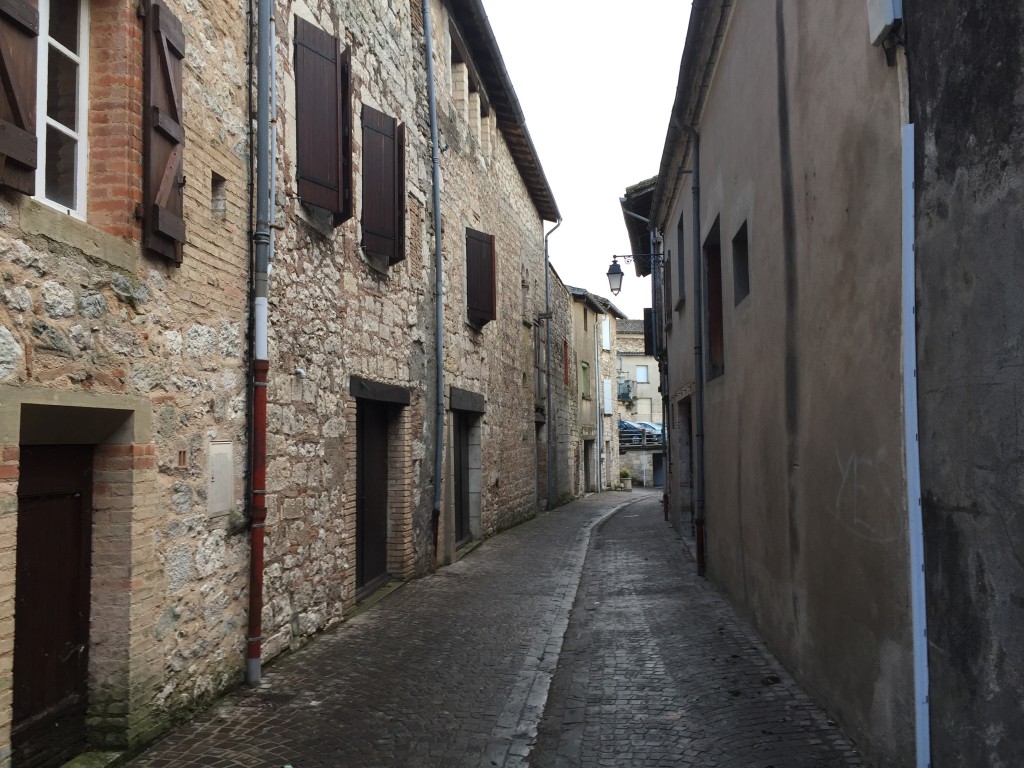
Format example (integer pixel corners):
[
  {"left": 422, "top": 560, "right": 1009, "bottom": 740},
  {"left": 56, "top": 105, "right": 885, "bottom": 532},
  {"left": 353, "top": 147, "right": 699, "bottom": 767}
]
[{"left": 902, "top": 122, "right": 931, "bottom": 768}]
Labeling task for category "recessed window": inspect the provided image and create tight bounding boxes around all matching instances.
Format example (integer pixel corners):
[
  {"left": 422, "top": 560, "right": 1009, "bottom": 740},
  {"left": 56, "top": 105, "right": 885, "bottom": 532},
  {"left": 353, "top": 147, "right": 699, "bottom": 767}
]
[
  {"left": 581, "top": 361, "right": 591, "bottom": 399},
  {"left": 362, "top": 105, "right": 407, "bottom": 271},
  {"left": 211, "top": 173, "right": 227, "bottom": 218},
  {"left": 675, "top": 210, "right": 686, "bottom": 309},
  {"left": 733, "top": 221, "right": 750, "bottom": 305},
  {"left": 704, "top": 217, "right": 725, "bottom": 379},
  {"left": 466, "top": 228, "right": 496, "bottom": 327},
  {"left": 636, "top": 364, "right": 649, "bottom": 383},
  {"left": 294, "top": 16, "right": 352, "bottom": 225},
  {"left": 36, "top": 0, "right": 90, "bottom": 216}
]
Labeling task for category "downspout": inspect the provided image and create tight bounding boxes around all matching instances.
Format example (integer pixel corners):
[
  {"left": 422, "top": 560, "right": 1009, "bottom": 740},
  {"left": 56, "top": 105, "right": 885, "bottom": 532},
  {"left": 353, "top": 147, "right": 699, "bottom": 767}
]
[
  {"left": 423, "top": 0, "right": 445, "bottom": 563},
  {"left": 246, "top": 0, "right": 273, "bottom": 686},
  {"left": 594, "top": 306, "right": 602, "bottom": 493},
  {"left": 681, "top": 126, "right": 706, "bottom": 577},
  {"left": 544, "top": 220, "right": 562, "bottom": 510},
  {"left": 902, "top": 122, "right": 931, "bottom": 768}
]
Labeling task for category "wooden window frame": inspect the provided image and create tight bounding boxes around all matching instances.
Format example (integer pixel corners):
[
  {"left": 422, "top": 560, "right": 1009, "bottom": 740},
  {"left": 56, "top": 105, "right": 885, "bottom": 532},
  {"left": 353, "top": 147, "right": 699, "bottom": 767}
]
[{"left": 34, "top": 0, "right": 89, "bottom": 217}]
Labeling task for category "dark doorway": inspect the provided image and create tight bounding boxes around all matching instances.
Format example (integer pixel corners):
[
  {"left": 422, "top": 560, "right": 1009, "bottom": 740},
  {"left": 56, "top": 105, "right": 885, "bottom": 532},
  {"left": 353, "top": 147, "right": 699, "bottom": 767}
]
[
  {"left": 453, "top": 410, "right": 471, "bottom": 547},
  {"left": 653, "top": 453, "right": 665, "bottom": 487},
  {"left": 13, "top": 445, "right": 94, "bottom": 768},
  {"left": 356, "top": 400, "right": 389, "bottom": 594}
]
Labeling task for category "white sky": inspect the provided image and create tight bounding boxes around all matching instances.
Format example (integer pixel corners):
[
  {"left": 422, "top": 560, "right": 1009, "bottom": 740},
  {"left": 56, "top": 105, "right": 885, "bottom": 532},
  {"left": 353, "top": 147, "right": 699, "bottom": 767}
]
[{"left": 483, "top": 0, "right": 692, "bottom": 320}]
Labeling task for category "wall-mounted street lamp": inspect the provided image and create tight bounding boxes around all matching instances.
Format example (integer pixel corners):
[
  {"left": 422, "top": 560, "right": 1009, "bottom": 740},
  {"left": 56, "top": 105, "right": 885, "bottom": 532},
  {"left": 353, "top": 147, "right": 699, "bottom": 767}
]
[{"left": 605, "top": 253, "right": 663, "bottom": 296}]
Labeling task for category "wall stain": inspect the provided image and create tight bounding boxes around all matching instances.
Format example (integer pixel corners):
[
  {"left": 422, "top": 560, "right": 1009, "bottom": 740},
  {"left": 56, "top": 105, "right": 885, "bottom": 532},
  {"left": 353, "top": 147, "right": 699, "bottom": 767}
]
[{"left": 775, "top": 0, "right": 801, "bottom": 604}]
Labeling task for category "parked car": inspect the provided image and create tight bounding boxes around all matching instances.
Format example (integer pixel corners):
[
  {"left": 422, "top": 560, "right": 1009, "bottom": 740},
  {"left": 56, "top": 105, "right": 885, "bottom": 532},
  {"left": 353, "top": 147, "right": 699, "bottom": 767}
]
[{"left": 618, "top": 419, "right": 644, "bottom": 445}]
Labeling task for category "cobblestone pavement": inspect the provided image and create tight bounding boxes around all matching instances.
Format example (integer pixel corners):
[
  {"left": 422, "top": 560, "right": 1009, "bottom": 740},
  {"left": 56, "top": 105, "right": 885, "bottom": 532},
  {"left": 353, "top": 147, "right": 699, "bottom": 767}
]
[
  {"left": 125, "top": 491, "right": 864, "bottom": 767},
  {"left": 531, "top": 496, "right": 864, "bottom": 768},
  {"left": 124, "top": 492, "right": 630, "bottom": 768}
]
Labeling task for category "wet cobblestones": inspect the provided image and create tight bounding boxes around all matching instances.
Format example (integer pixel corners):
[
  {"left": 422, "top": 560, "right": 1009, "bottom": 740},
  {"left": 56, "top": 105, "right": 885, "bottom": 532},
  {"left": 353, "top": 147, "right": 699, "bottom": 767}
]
[{"left": 125, "top": 491, "right": 863, "bottom": 767}]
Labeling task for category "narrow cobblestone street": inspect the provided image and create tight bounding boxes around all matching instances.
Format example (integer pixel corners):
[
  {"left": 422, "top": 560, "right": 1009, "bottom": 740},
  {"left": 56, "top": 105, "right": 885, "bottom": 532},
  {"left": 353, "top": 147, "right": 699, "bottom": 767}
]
[{"left": 125, "top": 491, "right": 864, "bottom": 767}]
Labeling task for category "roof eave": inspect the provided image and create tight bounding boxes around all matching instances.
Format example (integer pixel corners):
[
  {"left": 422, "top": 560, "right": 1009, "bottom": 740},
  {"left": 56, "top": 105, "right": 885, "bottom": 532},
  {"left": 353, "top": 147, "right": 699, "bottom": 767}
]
[{"left": 446, "top": 0, "right": 561, "bottom": 222}]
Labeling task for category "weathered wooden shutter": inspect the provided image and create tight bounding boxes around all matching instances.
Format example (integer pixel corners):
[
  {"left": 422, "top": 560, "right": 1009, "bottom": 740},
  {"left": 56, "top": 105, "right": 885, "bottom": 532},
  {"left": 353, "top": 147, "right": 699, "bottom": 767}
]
[
  {"left": 466, "top": 228, "right": 496, "bottom": 326},
  {"left": 361, "top": 105, "right": 405, "bottom": 265},
  {"left": 643, "top": 308, "right": 655, "bottom": 356},
  {"left": 0, "top": 0, "right": 39, "bottom": 195},
  {"left": 295, "top": 17, "right": 351, "bottom": 225},
  {"left": 143, "top": 0, "right": 185, "bottom": 263}
]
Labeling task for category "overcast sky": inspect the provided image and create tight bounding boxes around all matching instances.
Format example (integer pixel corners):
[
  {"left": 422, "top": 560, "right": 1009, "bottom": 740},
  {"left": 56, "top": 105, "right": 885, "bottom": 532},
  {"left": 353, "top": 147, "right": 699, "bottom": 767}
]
[{"left": 483, "top": 0, "right": 692, "bottom": 320}]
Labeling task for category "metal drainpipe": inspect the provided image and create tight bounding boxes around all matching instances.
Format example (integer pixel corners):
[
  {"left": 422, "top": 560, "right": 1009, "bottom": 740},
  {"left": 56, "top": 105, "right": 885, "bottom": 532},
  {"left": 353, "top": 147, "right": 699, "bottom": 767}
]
[
  {"left": 544, "top": 220, "right": 562, "bottom": 510},
  {"left": 594, "top": 306, "right": 602, "bottom": 493},
  {"left": 246, "top": 0, "right": 273, "bottom": 686},
  {"left": 680, "top": 126, "right": 706, "bottom": 577},
  {"left": 423, "top": 0, "right": 446, "bottom": 564},
  {"left": 901, "top": 122, "right": 931, "bottom": 768}
]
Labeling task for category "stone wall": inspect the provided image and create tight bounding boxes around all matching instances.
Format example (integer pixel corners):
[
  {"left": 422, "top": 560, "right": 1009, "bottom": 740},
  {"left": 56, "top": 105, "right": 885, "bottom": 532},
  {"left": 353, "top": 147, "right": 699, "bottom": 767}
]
[
  {"left": 0, "top": 0, "right": 251, "bottom": 753},
  {"left": 909, "top": 2, "right": 1024, "bottom": 764}
]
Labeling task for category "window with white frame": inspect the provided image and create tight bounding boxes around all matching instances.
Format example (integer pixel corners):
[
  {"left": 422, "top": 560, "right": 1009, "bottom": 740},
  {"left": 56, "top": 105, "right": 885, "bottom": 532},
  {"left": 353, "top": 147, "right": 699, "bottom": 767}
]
[
  {"left": 636, "top": 364, "right": 649, "bottom": 383},
  {"left": 36, "top": 0, "right": 89, "bottom": 216}
]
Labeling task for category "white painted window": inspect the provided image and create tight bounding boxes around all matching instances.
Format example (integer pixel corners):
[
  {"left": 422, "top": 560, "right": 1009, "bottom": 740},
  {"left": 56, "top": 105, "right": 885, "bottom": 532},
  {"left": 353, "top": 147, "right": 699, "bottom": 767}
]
[
  {"left": 636, "top": 364, "right": 649, "bottom": 383},
  {"left": 36, "top": 0, "right": 90, "bottom": 217}
]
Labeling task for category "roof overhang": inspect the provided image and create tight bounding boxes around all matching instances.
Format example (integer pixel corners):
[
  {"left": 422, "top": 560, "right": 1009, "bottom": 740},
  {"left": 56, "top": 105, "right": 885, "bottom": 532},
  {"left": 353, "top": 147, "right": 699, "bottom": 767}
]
[
  {"left": 445, "top": 0, "right": 561, "bottom": 222},
  {"left": 620, "top": 178, "right": 656, "bottom": 277},
  {"left": 650, "top": 0, "right": 730, "bottom": 229}
]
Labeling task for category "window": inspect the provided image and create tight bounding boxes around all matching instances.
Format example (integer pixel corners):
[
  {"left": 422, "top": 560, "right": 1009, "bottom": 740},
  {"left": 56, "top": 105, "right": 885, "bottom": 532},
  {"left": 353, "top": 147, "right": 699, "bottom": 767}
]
[
  {"left": 675, "top": 210, "right": 686, "bottom": 308},
  {"left": 581, "top": 361, "right": 591, "bottom": 399},
  {"left": 704, "top": 217, "right": 725, "bottom": 379},
  {"left": 583, "top": 308, "right": 588, "bottom": 332},
  {"left": 733, "top": 221, "right": 750, "bottom": 305},
  {"left": 466, "top": 228, "right": 496, "bottom": 327},
  {"left": 35, "top": 0, "right": 89, "bottom": 215},
  {"left": 294, "top": 16, "right": 352, "bottom": 225},
  {"left": 362, "top": 105, "right": 406, "bottom": 270},
  {"left": 636, "top": 364, "right": 649, "bottom": 383}
]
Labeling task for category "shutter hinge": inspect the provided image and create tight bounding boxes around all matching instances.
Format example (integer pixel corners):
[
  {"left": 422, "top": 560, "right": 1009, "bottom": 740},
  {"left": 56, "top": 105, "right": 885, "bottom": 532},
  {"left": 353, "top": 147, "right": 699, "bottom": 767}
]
[{"left": 136, "top": 1, "right": 146, "bottom": 19}]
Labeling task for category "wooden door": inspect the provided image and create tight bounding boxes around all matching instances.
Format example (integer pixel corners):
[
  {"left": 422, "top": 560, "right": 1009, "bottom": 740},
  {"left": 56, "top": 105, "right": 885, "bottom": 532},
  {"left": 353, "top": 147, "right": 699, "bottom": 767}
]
[
  {"left": 13, "top": 445, "right": 93, "bottom": 768},
  {"left": 453, "top": 412, "right": 471, "bottom": 546},
  {"left": 356, "top": 401, "right": 389, "bottom": 592}
]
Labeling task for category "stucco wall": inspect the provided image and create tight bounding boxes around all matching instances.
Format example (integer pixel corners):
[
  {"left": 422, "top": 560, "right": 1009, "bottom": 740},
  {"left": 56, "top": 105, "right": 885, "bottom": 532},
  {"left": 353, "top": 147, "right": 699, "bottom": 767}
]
[
  {"left": 909, "top": 2, "right": 1024, "bottom": 765},
  {"left": 660, "top": 2, "right": 913, "bottom": 764}
]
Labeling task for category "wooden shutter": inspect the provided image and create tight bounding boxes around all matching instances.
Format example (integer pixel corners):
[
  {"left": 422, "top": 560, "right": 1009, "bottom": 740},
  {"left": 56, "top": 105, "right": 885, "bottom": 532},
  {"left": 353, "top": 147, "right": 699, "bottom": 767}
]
[
  {"left": 466, "top": 228, "right": 496, "bottom": 326},
  {"left": 0, "top": 0, "right": 39, "bottom": 195},
  {"left": 143, "top": 0, "right": 185, "bottom": 263},
  {"left": 295, "top": 17, "right": 351, "bottom": 225},
  {"left": 361, "top": 105, "right": 405, "bottom": 265}
]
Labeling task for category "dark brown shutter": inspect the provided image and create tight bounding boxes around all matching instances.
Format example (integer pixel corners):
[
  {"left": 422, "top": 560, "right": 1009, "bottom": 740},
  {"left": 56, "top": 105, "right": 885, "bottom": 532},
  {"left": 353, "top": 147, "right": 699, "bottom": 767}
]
[
  {"left": 361, "top": 106, "right": 405, "bottom": 265},
  {"left": 466, "top": 228, "right": 496, "bottom": 326},
  {"left": 295, "top": 17, "right": 351, "bottom": 225},
  {"left": 143, "top": 0, "right": 186, "bottom": 263},
  {"left": 0, "top": 0, "right": 39, "bottom": 195}
]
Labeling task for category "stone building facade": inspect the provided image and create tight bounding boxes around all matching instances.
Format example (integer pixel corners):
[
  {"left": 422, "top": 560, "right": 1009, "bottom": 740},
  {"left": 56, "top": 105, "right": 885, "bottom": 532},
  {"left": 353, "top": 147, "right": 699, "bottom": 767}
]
[
  {"left": 614, "top": 319, "right": 664, "bottom": 487},
  {"left": 544, "top": 266, "right": 577, "bottom": 508},
  {"left": 0, "top": 0, "right": 559, "bottom": 764},
  {"left": 0, "top": 0, "right": 251, "bottom": 762},
  {"left": 565, "top": 286, "right": 605, "bottom": 495}
]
